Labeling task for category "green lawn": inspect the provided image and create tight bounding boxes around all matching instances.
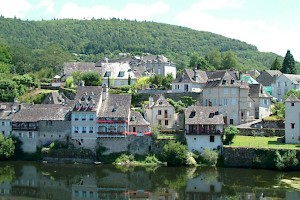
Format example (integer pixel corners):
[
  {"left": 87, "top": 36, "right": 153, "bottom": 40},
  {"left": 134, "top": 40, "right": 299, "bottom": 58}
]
[{"left": 229, "top": 136, "right": 300, "bottom": 149}]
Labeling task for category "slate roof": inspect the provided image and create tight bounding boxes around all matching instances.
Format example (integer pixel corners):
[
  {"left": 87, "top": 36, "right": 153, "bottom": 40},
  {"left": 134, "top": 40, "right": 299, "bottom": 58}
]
[
  {"left": 12, "top": 104, "right": 72, "bottom": 122},
  {"left": 63, "top": 62, "right": 100, "bottom": 77},
  {"left": 185, "top": 106, "right": 224, "bottom": 125},
  {"left": 146, "top": 94, "right": 172, "bottom": 109},
  {"left": 97, "top": 94, "right": 132, "bottom": 118},
  {"left": 249, "top": 84, "right": 271, "bottom": 98},
  {"left": 100, "top": 62, "right": 140, "bottom": 80},
  {"left": 204, "top": 70, "right": 246, "bottom": 88},
  {"left": 256, "top": 70, "right": 282, "bottom": 86},
  {"left": 173, "top": 68, "right": 208, "bottom": 84},
  {"left": 285, "top": 94, "right": 300, "bottom": 102},
  {"left": 73, "top": 86, "right": 103, "bottom": 112},
  {"left": 129, "top": 111, "right": 150, "bottom": 126},
  {"left": 283, "top": 74, "right": 300, "bottom": 84},
  {"left": 0, "top": 103, "right": 31, "bottom": 120}
]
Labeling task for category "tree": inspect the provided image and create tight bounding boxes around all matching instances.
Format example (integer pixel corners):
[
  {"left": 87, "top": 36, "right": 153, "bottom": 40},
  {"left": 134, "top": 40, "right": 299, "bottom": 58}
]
[
  {"left": 0, "top": 135, "right": 15, "bottom": 160},
  {"left": 275, "top": 150, "right": 298, "bottom": 171},
  {"left": 133, "top": 76, "right": 150, "bottom": 89},
  {"left": 221, "top": 51, "right": 240, "bottom": 70},
  {"left": 189, "top": 52, "right": 214, "bottom": 70},
  {"left": 284, "top": 89, "right": 300, "bottom": 100},
  {"left": 271, "top": 102, "right": 285, "bottom": 119},
  {"left": 270, "top": 57, "right": 281, "bottom": 70},
  {"left": 80, "top": 71, "right": 102, "bottom": 86},
  {"left": 207, "top": 49, "right": 222, "bottom": 69},
  {"left": 223, "top": 125, "right": 239, "bottom": 145},
  {"left": 128, "top": 74, "right": 131, "bottom": 85},
  {"left": 0, "top": 79, "right": 18, "bottom": 102},
  {"left": 161, "top": 141, "right": 188, "bottom": 166},
  {"left": 281, "top": 50, "right": 296, "bottom": 74}
]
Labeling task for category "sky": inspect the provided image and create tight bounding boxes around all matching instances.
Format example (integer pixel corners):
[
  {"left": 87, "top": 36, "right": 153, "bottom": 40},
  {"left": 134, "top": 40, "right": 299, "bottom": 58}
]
[{"left": 0, "top": 0, "right": 299, "bottom": 61}]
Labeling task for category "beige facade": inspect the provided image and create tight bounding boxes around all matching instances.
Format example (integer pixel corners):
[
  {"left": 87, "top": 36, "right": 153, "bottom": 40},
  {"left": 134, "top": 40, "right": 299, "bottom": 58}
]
[{"left": 202, "top": 86, "right": 255, "bottom": 125}]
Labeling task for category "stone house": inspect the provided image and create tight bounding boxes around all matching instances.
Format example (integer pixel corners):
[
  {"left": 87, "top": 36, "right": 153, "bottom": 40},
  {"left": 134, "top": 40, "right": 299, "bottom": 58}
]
[
  {"left": 12, "top": 104, "right": 72, "bottom": 153},
  {"left": 128, "top": 111, "right": 151, "bottom": 134},
  {"left": 172, "top": 68, "right": 208, "bottom": 93},
  {"left": 271, "top": 73, "right": 300, "bottom": 101},
  {"left": 202, "top": 70, "right": 255, "bottom": 125},
  {"left": 185, "top": 106, "right": 224, "bottom": 153},
  {"left": 248, "top": 84, "right": 272, "bottom": 119},
  {"left": 144, "top": 94, "right": 178, "bottom": 130},
  {"left": 0, "top": 102, "right": 18, "bottom": 137},
  {"left": 285, "top": 94, "right": 300, "bottom": 144},
  {"left": 256, "top": 70, "right": 282, "bottom": 95}
]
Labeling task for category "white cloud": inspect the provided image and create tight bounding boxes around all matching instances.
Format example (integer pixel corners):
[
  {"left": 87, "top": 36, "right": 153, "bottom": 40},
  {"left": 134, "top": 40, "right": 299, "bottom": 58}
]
[
  {"left": 57, "top": 1, "right": 169, "bottom": 21},
  {"left": 36, "top": 0, "right": 55, "bottom": 14},
  {"left": 0, "top": 0, "right": 32, "bottom": 18},
  {"left": 193, "top": 0, "right": 244, "bottom": 10},
  {"left": 175, "top": 1, "right": 300, "bottom": 61}
]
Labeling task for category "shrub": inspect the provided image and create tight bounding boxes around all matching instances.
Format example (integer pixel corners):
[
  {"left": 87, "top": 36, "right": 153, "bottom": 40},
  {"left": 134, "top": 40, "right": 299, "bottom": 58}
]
[
  {"left": 144, "top": 155, "right": 160, "bottom": 164},
  {"left": 161, "top": 141, "right": 188, "bottom": 166},
  {"left": 114, "top": 154, "right": 135, "bottom": 164},
  {"left": 275, "top": 150, "right": 299, "bottom": 171},
  {"left": 201, "top": 149, "right": 219, "bottom": 166},
  {"left": 186, "top": 152, "right": 197, "bottom": 166},
  {"left": 224, "top": 125, "right": 239, "bottom": 145}
]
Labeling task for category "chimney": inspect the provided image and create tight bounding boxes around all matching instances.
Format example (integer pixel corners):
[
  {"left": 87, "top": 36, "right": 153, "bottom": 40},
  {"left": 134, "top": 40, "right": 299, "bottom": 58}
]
[
  {"left": 18, "top": 104, "right": 22, "bottom": 111},
  {"left": 149, "top": 96, "right": 153, "bottom": 107},
  {"left": 102, "top": 84, "right": 108, "bottom": 101},
  {"left": 193, "top": 66, "right": 198, "bottom": 81}
]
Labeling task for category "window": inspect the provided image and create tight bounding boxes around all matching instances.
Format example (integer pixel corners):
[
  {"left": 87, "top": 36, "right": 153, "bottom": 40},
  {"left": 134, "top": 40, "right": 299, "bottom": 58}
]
[
  {"left": 82, "top": 127, "right": 86, "bottom": 133},
  {"left": 291, "top": 123, "right": 295, "bottom": 129},
  {"left": 74, "top": 115, "right": 78, "bottom": 121},
  {"left": 232, "top": 88, "right": 236, "bottom": 94},
  {"left": 28, "top": 132, "right": 33, "bottom": 138},
  {"left": 89, "top": 127, "right": 94, "bottom": 133},
  {"left": 291, "top": 102, "right": 295, "bottom": 106},
  {"left": 158, "top": 120, "right": 161, "bottom": 125},
  {"left": 158, "top": 110, "right": 162, "bottom": 115},
  {"left": 284, "top": 89, "right": 288, "bottom": 95},
  {"left": 118, "top": 71, "right": 125, "bottom": 77},
  {"left": 165, "top": 120, "right": 169, "bottom": 126},
  {"left": 263, "top": 99, "right": 268, "bottom": 105},
  {"left": 82, "top": 114, "right": 86, "bottom": 121},
  {"left": 232, "top": 98, "right": 236, "bottom": 105},
  {"left": 277, "top": 89, "right": 281, "bottom": 95},
  {"left": 210, "top": 136, "right": 215, "bottom": 142},
  {"left": 230, "top": 119, "right": 234, "bottom": 125},
  {"left": 277, "top": 82, "right": 280, "bottom": 87},
  {"left": 224, "top": 88, "right": 228, "bottom": 94},
  {"left": 104, "top": 71, "right": 111, "bottom": 77},
  {"left": 18, "top": 132, "right": 23, "bottom": 137},
  {"left": 285, "top": 82, "right": 288, "bottom": 87},
  {"left": 89, "top": 114, "right": 94, "bottom": 121},
  {"left": 74, "top": 127, "right": 79, "bottom": 133},
  {"left": 223, "top": 98, "right": 228, "bottom": 106},
  {"left": 1, "top": 122, "right": 4, "bottom": 126},
  {"left": 133, "top": 127, "right": 136, "bottom": 132}
]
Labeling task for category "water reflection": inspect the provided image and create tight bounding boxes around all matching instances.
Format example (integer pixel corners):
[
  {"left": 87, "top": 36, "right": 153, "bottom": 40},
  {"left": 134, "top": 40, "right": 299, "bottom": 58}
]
[{"left": 0, "top": 162, "right": 299, "bottom": 200}]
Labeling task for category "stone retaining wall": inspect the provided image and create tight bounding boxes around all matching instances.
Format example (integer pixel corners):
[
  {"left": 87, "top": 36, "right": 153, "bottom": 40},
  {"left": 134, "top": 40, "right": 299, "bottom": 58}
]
[{"left": 237, "top": 128, "right": 285, "bottom": 137}]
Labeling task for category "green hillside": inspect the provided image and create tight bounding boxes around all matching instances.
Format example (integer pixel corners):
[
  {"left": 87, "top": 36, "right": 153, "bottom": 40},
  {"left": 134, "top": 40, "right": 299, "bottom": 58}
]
[{"left": 0, "top": 17, "right": 285, "bottom": 70}]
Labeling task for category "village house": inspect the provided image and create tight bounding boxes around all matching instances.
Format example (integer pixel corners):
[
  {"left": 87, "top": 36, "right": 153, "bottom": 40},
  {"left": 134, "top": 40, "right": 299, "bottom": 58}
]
[
  {"left": 144, "top": 94, "right": 178, "bottom": 130},
  {"left": 12, "top": 104, "right": 72, "bottom": 153},
  {"left": 172, "top": 68, "right": 208, "bottom": 93},
  {"left": 248, "top": 84, "right": 272, "bottom": 119},
  {"left": 184, "top": 106, "right": 224, "bottom": 153},
  {"left": 285, "top": 94, "right": 300, "bottom": 144},
  {"left": 256, "top": 70, "right": 282, "bottom": 95},
  {"left": 128, "top": 111, "right": 151, "bottom": 134},
  {"left": 63, "top": 62, "right": 100, "bottom": 78},
  {"left": 271, "top": 73, "right": 300, "bottom": 101},
  {"left": 202, "top": 70, "right": 255, "bottom": 125}
]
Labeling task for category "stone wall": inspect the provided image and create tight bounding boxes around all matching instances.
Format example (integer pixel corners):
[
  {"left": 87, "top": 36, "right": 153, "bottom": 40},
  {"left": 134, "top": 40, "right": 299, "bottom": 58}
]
[
  {"left": 251, "top": 119, "right": 284, "bottom": 129},
  {"left": 97, "top": 135, "right": 153, "bottom": 155},
  {"left": 223, "top": 146, "right": 300, "bottom": 169},
  {"left": 237, "top": 128, "right": 285, "bottom": 137}
]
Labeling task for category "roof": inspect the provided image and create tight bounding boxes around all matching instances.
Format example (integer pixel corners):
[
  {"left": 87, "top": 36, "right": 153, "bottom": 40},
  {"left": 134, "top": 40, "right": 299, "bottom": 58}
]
[
  {"left": 0, "top": 102, "right": 31, "bottom": 120},
  {"left": 282, "top": 74, "right": 300, "bottom": 84},
  {"left": 147, "top": 94, "right": 172, "bottom": 109},
  {"left": 285, "top": 94, "right": 300, "bottom": 102},
  {"left": 256, "top": 70, "right": 282, "bottom": 86},
  {"left": 63, "top": 62, "right": 100, "bottom": 77},
  {"left": 100, "top": 62, "right": 140, "bottom": 80},
  {"left": 98, "top": 94, "right": 132, "bottom": 118},
  {"left": 185, "top": 106, "right": 224, "bottom": 125},
  {"left": 240, "top": 74, "right": 259, "bottom": 84},
  {"left": 248, "top": 84, "right": 271, "bottom": 98},
  {"left": 12, "top": 104, "right": 72, "bottom": 122},
  {"left": 73, "top": 86, "right": 103, "bottom": 112},
  {"left": 128, "top": 111, "right": 150, "bottom": 126},
  {"left": 204, "top": 70, "right": 245, "bottom": 88},
  {"left": 173, "top": 68, "right": 208, "bottom": 84}
]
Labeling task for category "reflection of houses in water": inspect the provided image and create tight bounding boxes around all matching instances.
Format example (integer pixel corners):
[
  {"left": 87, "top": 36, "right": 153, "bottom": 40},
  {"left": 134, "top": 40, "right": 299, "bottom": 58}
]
[
  {"left": 152, "top": 188, "right": 179, "bottom": 200},
  {"left": 185, "top": 170, "right": 223, "bottom": 200}
]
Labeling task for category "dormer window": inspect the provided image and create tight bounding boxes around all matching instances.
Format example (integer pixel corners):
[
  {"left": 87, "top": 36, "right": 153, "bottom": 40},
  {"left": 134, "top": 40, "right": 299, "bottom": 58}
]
[
  {"left": 222, "top": 80, "right": 226, "bottom": 85},
  {"left": 104, "top": 71, "right": 111, "bottom": 77},
  {"left": 112, "top": 103, "right": 118, "bottom": 112},
  {"left": 231, "top": 79, "right": 235, "bottom": 84},
  {"left": 159, "top": 101, "right": 162, "bottom": 105},
  {"left": 209, "top": 113, "right": 214, "bottom": 118},
  {"left": 118, "top": 71, "right": 125, "bottom": 77},
  {"left": 189, "top": 111, "right": 196, "bottom": 118}
]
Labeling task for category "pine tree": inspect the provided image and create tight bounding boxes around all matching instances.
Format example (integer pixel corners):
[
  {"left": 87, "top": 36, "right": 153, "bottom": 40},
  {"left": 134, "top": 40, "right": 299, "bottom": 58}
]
[
  {"left": 270, "top": 57, "right": 281, "bottom": 70},
  {"left": 281, "top": 50, "right": 296, "bottom": 74}
]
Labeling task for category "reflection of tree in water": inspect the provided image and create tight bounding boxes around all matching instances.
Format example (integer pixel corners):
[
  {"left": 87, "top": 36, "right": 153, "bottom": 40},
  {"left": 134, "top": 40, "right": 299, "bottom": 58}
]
[{"left": 0, "top": 165, "right": 15, "bottom": 184}]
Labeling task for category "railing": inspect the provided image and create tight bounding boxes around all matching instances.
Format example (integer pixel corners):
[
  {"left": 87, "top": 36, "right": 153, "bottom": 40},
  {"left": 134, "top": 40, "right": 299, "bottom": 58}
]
[
  {"left": 186, "top": 130, "right": 222, "bottom": 135},
  {"left": 97, "top": 131, "right": 151, "bottom": 136},
  {"left": 156, "top": 114, "right": 172, "bottom": 119},
  {"left": 97, "top": 120, "right": 128, "bottom": 124}
]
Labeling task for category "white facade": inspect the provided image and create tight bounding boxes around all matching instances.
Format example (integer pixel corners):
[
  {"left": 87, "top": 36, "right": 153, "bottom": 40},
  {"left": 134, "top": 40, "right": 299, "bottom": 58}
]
[
  {"left": 271, "top": 74, "right": 300, "bottom": 101},
  {"left": 285, "top": 94, "right": 300, "bottom": 144},
  {"left": 185, "top": 124, "right": 223, "bottom": 154},
  {"left": 172, "top": 82, "right": 202, "bottom": 93},
  {"left": 258, "top": 97, "right": 271, "bottom": 118},
  {"left": 0, "top": 119, "right": 12, "bottom": 137}
]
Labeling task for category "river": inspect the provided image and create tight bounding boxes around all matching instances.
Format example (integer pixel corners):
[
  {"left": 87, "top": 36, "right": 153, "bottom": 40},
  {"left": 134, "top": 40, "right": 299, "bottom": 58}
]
[{"left": 0, "top": 161, "right": 299, "bottom": 199}]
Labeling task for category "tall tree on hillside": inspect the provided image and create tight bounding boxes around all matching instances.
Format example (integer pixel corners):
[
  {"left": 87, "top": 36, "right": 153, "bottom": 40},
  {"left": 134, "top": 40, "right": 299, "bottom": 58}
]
[
  {"left": 189, "top": 52, "right": 214, "bottom": 70},
  {"left": 281, "top": 50, "right": 296, "bottom": 74},
  {"left": 270, "top": 57, "right": 281, "bottom": 70},
  {"left": 0, "top": 44, "right": 12, "bottom": 74},
  {"left": 221, "top": 51, "right": 240, "bottom": 70},
  {"left": 207, "top": 49, "right": 222, "bottom": 69}
]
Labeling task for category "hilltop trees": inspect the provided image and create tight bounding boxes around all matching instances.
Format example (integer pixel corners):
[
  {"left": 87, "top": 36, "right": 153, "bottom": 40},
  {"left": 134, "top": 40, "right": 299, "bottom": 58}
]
[
  {"left": 281, "top": 50, "right": 297, "bottom": 74},
  {"left": 270, "top": 57, "right": 281, "bottom": 70}
]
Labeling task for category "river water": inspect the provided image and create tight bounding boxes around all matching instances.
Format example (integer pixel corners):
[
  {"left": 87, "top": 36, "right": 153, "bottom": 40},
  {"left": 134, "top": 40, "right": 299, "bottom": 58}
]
[{"left": 0, "top": 161, "right": 299, "bottom": 199}]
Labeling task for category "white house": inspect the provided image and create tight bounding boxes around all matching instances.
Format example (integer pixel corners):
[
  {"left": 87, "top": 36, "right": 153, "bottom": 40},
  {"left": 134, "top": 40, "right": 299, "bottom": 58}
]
[
  {"left": 285, "top": 94, "right": 300, "bottom": 144},
  {"left": 271, "top": 74, "right": 300, "bottom": 101},
  {"left": 144, "top": 94, "right": 177, "bottom": 130},
  {"left": 185, "top": 106, "right": 224, "bottom": 153},
  {"left": 172, "top": 68, "right": 208, "bottom": 93}
]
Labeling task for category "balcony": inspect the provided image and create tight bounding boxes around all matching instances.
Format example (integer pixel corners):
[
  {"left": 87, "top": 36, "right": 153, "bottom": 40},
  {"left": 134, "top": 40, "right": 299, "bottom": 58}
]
[
  {"left": 186, "top": 130, "right": 222, "bottom": 135},
  {"left": 97, "top": 120, "right": 128, "bottom": 124},
  {"left": 156, "top": 114, "right": 172, "bottom": 120},
  {"left": 12, "top": 122, "right": 37, "bottom": 131},
  {"left": 97, "top": 131, "right": 151, "bottom": 136}
]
